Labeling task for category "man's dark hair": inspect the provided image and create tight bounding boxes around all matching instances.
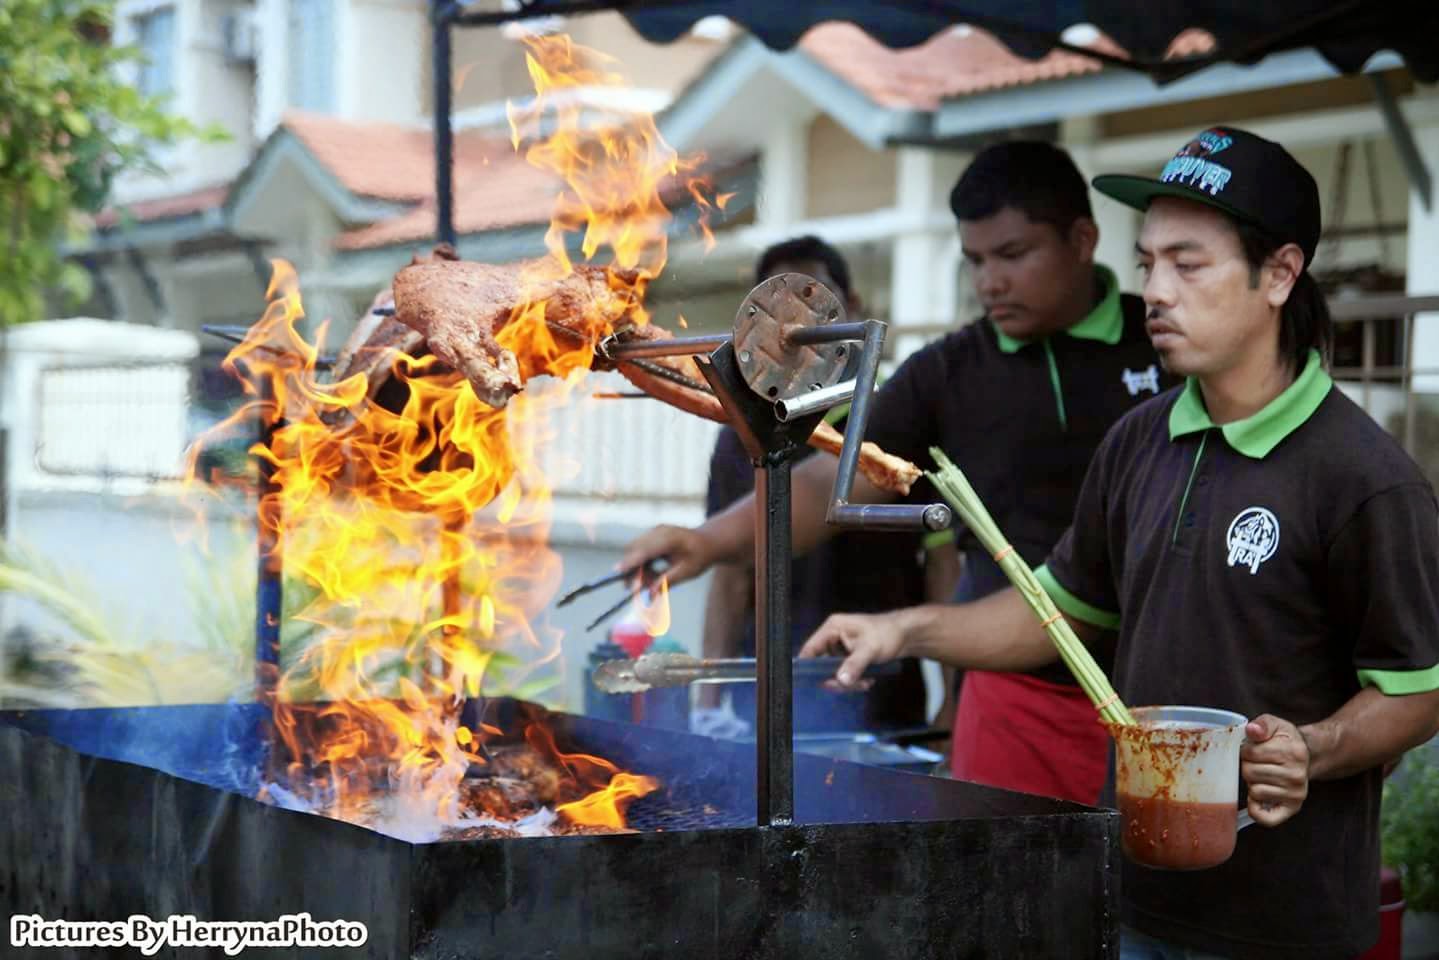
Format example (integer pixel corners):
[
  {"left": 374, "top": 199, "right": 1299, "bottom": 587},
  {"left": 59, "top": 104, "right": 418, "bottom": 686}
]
[
  {"left": 756, "top": 235, "right": 852, "bottom": 297},
  {"left": 949, "top": 141, "right": 1093, "bottom": 232},
  {"left": 1234, "top": 222, "right": 1333, "bottom": 374}
]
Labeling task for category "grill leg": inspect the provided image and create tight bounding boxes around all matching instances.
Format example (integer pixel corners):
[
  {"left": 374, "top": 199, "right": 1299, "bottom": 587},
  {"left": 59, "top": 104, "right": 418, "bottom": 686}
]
[{"left": 754, "top": 459, "right": 793, "bottom": 826}]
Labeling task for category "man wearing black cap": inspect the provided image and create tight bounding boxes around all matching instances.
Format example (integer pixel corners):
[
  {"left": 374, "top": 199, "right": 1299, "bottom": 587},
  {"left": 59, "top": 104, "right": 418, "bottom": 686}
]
[
  {"left": 801, "top": 127, "right": 1439, "bottom": 959},
  {"left": 625, "top": 141, "right": 1174, "bottom": 804}
]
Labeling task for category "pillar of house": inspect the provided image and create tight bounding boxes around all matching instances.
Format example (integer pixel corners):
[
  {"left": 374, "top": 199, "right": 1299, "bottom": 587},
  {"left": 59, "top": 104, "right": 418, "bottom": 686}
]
[
  {"left": 888, "top": 147, "right": 969, "bottom": 362},
  {"left": 756, "top": 118, "right": 808, "bottom": 230},
  {"left": 1064, "top": 117, "right": 1141, "bottom": 294},
  {"left": 1407, "top": 120, "right": 1439, "bottom": 393},
  {"left": 253, "top": 0, "right": 291, "bottom": 140}
]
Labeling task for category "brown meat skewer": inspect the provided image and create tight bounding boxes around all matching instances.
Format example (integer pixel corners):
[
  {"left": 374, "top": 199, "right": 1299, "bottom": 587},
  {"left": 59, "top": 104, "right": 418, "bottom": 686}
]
[{"left": 373, "top": 255, "right": 921, "bottom": 495}]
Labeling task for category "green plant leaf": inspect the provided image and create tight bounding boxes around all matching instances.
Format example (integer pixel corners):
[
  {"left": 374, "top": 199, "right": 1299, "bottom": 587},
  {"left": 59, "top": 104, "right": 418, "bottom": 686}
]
[{"left": 61, "top": 109, "right": 92, "bottom": 137}]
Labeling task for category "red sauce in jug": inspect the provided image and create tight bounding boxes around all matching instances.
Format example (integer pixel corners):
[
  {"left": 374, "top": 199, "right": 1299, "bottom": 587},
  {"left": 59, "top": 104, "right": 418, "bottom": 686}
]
[{"left": 1117, "top": 793, "right": 1237, "bottom": 870}]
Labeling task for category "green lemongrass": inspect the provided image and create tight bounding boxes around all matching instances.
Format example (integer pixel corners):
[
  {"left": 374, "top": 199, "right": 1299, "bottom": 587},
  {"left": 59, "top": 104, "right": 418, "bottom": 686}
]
[{"left": 927, "top": 449, "right": 1135, "bottom": 727}]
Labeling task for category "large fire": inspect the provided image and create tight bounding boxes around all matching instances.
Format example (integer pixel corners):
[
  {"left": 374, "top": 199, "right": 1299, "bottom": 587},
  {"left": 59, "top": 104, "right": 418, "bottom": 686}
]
[{"left": 185, "top": 34, "right": 718, "bottom": 840}]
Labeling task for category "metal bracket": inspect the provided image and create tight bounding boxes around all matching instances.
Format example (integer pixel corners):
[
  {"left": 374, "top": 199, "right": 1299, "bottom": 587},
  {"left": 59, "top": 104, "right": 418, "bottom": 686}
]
[
  {"left": 126, "top": 247, "right": 166, "bottom": 316},
  {"left": 1370, "top": 72, "right": 1432, "bottom": 212}
]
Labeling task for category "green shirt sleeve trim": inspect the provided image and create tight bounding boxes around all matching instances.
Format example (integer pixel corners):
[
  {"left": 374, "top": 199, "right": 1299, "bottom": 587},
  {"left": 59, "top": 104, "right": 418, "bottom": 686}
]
[
  {"left": 922, "top": 529, "right": 955, "bottom": 549},
  {"left": 1357, "top": 663, "right": 1439, "bottom": 695},
  {"left": 1034, "top": 564, "right": 1120, "bottom": 630}
]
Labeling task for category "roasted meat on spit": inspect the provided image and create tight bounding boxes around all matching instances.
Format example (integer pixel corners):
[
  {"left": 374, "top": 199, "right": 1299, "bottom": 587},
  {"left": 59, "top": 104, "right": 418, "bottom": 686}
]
[{"left": 330, "top": 252, "right": 922, "bottom": 495}]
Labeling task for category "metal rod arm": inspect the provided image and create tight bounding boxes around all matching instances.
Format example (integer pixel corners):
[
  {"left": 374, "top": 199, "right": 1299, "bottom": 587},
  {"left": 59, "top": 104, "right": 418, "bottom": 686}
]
[
  {"left": 598, "top": 333, "right": 730, "bottom": 361},
  {"left": 825, "top": 319, "right": 952, "bottom": 533},
  {"left": 829, "top": 503, "right": 953, "bottom": 532}
]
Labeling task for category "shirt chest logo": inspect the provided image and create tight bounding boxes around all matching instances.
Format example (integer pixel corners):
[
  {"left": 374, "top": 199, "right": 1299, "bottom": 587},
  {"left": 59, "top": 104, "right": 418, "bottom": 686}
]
[
  {"left": 1226, "top": 507, "right": 1280, "bottom": 574},
  {"left": 1122, "top": 365, "right": 1160, "bottom": 396}
]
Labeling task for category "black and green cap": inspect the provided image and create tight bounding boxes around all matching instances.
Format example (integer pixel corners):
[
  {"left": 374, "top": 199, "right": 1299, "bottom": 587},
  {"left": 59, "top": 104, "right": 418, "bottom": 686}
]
[{"left": 1092, "top": 126, "right": 1322, "bottom": 266}]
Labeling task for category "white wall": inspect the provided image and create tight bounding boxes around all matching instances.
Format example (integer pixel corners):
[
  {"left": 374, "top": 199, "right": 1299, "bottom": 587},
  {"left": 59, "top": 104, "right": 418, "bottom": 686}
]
[
  {"left": 338, "top": 0, "right": 427, "bottom": 123},
  {"left": 112, "top": 0, "right": 258, "bottom": 202},
  {"left": 1407, "top": 111, "right": 1439, "bottom": 393}
]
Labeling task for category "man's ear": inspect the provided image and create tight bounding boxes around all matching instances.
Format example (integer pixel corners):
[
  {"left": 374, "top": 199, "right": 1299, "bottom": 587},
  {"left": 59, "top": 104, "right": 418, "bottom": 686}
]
[
  {"left": 1265, "top": 243, "right": 1304, "bottom": 307},
  {"left": 1068, "top": 217, "right": 1100, "bottom": 262}
]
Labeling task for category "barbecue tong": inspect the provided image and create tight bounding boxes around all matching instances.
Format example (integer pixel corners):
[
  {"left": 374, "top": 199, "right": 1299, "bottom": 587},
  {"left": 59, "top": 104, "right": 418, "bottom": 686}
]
[
  {"left": 556, "top": 557, "right": 670, "bottom": 632},
  {"left": 591, "top": 652, "right": 899, "bottom": 694}
]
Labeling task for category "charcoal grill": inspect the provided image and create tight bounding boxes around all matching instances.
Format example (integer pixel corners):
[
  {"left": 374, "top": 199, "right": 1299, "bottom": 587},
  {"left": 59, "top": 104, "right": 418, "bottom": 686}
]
[{"left": 2, "top": 698, "right": 1117, "bottom": 959}]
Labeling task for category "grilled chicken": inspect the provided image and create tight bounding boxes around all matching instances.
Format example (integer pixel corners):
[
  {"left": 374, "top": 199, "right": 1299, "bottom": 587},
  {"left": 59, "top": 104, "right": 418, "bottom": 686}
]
[{"left": 341, "top": 253, "right": 922, "bottom": 495}]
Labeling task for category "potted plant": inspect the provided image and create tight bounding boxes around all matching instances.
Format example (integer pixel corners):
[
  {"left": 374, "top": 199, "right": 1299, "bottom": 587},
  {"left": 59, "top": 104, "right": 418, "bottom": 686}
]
[{"left": 1382, "top": 742, "right": 1439, "bottom": 958}]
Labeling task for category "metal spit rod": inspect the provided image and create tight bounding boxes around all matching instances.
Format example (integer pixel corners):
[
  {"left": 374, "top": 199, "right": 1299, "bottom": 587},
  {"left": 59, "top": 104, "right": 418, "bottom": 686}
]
[
  {"left": 597, "top": 333, "right": 731, "bottom": 361},
  {"left": 774, "top": 380, "right": 856, "bottom": 423}
]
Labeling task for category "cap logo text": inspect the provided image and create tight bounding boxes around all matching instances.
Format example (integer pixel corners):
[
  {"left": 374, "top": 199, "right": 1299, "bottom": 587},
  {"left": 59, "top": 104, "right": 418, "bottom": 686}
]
[{"left": 1161, "top": 156, "right": 1233, "bottom": 196}]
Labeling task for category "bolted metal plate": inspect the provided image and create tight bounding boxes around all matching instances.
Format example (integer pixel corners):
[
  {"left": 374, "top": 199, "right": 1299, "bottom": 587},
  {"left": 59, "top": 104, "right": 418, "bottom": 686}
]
[{"left": 733, "top": 273, "right": 849, "bottom": 403}]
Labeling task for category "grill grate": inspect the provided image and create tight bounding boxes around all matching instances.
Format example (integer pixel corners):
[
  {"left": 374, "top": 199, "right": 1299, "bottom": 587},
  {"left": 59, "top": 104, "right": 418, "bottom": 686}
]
[{"left": 626, "top": 778, "right": 752, "bottom": 831}]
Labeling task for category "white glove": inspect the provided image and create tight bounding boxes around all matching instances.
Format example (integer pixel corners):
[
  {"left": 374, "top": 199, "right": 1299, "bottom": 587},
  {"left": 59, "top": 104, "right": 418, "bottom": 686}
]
[{"left": 689, "top": 697, "right": 752, "bottom": 740}]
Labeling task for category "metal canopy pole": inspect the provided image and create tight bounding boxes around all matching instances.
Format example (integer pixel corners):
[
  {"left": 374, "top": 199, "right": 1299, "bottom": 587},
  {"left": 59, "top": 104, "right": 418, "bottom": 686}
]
[
  {"left": 254, "top": 376, "right": 282, "bottom": 703},
  {"left": 432, "top": 0, "right": 457, "bottom": 247}
]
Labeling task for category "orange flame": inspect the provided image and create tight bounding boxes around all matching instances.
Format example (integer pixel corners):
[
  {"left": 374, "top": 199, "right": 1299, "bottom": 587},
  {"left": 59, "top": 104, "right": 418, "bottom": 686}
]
[
  {"left": 556, "top": 773, "right": 660, "bottom": 828},
  {"left": 636, "top": 575, "right": 671, "bottom": 638},
  {"left": 184, "top": 34, "right": 721, "bottom": 837}
]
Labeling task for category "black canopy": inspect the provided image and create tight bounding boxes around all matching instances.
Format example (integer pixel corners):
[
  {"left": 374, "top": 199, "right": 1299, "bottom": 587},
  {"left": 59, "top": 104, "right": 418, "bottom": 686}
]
[{"left": 453, "top": 0, "right": 1439, "bottom": 83}]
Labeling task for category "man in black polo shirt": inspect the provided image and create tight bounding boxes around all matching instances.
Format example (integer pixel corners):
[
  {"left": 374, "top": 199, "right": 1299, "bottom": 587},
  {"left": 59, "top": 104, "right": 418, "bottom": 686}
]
[
  {"left": 623, "top": 142, "right": 1173, "bottom": 803},
  {"left": 802, "top": 127, "right": 1439, "bottom": 959}
]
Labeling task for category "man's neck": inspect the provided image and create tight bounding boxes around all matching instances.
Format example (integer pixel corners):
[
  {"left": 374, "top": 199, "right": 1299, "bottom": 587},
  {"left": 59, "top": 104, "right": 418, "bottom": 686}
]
[
  {"left": 1050, "top": 267, "right": 1104, "bottom": 333},
  {"left": 1196, "top": 343, "right": 1294, "bottom": 425}
]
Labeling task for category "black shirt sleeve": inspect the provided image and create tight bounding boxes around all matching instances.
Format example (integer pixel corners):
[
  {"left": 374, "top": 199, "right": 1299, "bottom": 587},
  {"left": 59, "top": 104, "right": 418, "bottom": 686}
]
[
  {"left": 1328, "top": 483, "right": 1439, "bottom": 693},
  {"left": 705, "top": 426, "right": 754, "bottom": 518},
  {"left": 861, "top": 344, "right": 942, "bottom": 472},
  {"left": 1036, "top": 424, "right": 1123, "bottom": 630}
]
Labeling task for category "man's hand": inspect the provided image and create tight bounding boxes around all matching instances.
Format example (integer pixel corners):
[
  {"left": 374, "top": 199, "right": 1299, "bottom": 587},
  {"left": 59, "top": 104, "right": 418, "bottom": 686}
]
[
  {"left": 798, "top": 612, "right": 906, "bottom": 691},
  {"left": 619, "top": 525, "right": 716, "bottom": 588},
  {"left": 1241, "top": 715, "right": 1311, "bottom": 827}
]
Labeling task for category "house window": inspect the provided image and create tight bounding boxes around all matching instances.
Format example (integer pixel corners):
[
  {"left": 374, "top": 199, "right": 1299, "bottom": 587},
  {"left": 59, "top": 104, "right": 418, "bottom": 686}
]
[
  {"left": 134, "top": 6, "right": 176, "bottom": 98},
  {"left": 288, "top": 0, "right": 336, "bottom": 111}
]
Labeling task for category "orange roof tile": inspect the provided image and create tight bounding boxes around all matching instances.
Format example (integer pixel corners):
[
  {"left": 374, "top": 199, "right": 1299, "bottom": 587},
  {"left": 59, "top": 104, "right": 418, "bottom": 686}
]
[
  {"left": 335, "top": 147, "right": 562, "bottom": 250},
  {"left": 799, "top": 23, "right": 1216, "bottom": 111},
  {"left": 280, "top": 110, "right": 507, "bottom": 203},
  {"left": 332, "top": 122, "right": 751, "bottom": 252},
  {"left": 94, "top": 182, "right": 229, "bottom": 228}
]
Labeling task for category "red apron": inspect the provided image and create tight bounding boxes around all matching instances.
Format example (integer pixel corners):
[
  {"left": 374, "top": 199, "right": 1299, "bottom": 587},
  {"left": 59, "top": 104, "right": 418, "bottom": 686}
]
[{"left": 949, "top": 670, "right": 1109, "bottom": 804}]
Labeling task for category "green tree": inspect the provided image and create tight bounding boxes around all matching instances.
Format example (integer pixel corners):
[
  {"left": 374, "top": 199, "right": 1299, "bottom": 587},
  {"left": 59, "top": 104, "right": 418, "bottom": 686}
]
[{"left": 0, "top": 0, "right": 223, "bottom": 324}]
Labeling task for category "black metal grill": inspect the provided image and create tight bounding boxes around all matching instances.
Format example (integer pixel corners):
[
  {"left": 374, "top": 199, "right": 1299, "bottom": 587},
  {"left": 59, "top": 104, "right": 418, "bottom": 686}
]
[
  {"left": 624, "top": 780, "right": 752, "bottom": 831},
  {"left": 2, "top": 701, "right": 1119, "bottom": 958}
]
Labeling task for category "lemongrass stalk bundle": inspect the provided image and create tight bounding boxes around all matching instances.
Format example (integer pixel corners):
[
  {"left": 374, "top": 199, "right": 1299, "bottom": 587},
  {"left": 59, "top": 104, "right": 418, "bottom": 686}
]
[{"left": 927, "top": 448, "right": 1135, "bottom": 728}]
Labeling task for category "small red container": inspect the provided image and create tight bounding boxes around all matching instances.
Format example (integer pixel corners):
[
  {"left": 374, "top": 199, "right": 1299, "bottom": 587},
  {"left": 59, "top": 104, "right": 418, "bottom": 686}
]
[
  {"left": 611, "top": 621, "right": 652, "bottom": 659},
  {"left": 1360, "top": 867, "right": 1405, "bottom": 960}
]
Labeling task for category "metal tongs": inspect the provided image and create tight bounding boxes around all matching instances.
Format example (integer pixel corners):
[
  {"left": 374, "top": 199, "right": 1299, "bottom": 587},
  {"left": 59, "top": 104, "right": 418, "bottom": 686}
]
[
  {"left": 556, "top": 557, "right": 670, "bottom": 632},
  {"left": 591, "top": 652, "right": 900, "bottom": 694}
]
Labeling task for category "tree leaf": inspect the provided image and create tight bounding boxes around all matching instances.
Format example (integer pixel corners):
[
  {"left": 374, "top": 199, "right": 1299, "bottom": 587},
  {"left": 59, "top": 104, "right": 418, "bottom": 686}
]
[{"left": 61, "top": 110, "right": 92, "bottom": 137}]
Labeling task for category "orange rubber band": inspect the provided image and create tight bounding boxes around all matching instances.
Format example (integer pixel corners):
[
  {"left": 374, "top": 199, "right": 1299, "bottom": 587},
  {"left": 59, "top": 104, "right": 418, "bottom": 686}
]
[
  {"left": 1094, "top": 692, "right": 1120, "bottom": 713},
  {"left": 1040, "top": 611, "right": 1063, "bottom": 628},
  {"left": 993, "top": 544, "right": 1016, "bottom": 563}
]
